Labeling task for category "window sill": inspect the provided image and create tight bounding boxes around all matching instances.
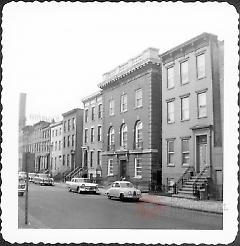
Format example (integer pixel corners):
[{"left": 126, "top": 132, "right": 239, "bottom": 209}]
[
  {"left": 134, "top": 106, "right": 143, "bottom": 110},
  {"left": 167, "top": 164, "right": 175, "bottom": 167},
  {"left": 120, "top": 110, "right": 128, "bottom": 114},
  {"left": 167, "top": 121, "right": 175, "bottom": 124},
  {"left": 134, "top": 176, "right": 142, "bottom": 179},
  {"left": 107, "top": 174, "right": 114, "bottom": 177},
  {"left": 167, "top": 86, "right": 175, "bottom": 90},
  {"left": 181, "top": 119, "right": 190, "bottom": 122},
  {"left": 197, "top": 116, "right": 207, "bottom": 119},
  {"left": 197, "top": 75, "right": 206, "bottom": 80},
  {"left": 182, "top": 164, "right": 190, "bottom": 167},
  {"left": 181, "top": 81, "right": 190, "bottom": 86}
]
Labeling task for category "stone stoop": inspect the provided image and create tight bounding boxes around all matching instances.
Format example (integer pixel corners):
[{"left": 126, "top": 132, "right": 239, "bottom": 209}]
[{"left": 172, "top": 175, "right": 208, "bottom": 200}]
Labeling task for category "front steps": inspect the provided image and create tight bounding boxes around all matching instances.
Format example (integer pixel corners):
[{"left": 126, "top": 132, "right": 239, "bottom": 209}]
[{"left": 172, "top": 175, "right": 208, "bottom": 200}]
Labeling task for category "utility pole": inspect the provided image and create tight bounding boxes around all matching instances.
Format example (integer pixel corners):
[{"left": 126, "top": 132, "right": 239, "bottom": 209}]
[{"left": 25, "top": 152, "right": 29, "bottom": 225}]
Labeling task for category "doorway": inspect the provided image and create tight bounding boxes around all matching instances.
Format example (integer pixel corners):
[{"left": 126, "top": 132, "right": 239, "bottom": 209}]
[
  {"left": 120, "top": 160, "right": 127, "bottom": 178},
  {"left": 196, "top": 135, "right": 207, "bottom": 173}
]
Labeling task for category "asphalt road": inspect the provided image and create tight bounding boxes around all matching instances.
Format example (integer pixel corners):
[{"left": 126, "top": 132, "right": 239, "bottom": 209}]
[{"left": 18, "top": 183, "right": 223, "bottom": 229}]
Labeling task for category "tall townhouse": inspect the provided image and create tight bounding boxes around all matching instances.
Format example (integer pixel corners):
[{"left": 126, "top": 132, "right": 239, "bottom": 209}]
[
  {"left": 33, "top": 121, "right": 51, "bottom": 172},
  {"left": 98, "top": 48, "right": 162, "bottom": 190},
  {"left": 81, "top": 91, "right": 103, "bottom": 180},
  {"left": 160, "top": 33, "right": 223, "bottom": 199},
  {"left": 50, "top": 121, "right": 63, "bottom": 176},
  {"left": 62, "top": 108, "right": 84, "bottom": 173}
]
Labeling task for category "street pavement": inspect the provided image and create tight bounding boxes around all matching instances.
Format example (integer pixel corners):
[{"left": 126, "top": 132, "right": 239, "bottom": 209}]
[{"left": 18, "top": 182, "right": 223, "bottom": 229}]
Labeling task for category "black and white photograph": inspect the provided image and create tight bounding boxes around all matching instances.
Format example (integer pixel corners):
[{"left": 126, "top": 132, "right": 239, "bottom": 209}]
[{"left": 1, "top": 1, "right": 238, "bottom": 244}]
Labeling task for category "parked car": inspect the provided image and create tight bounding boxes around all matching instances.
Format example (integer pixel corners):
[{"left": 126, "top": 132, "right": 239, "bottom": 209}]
[
  {"left": 33, "top": 173, "right": 54, "bottom": 186},
  {"left": 18, "top": 177, "right": 26, "bottom": 196},
  {"left": 28, "top": 173, "right": 36, "bottom": 182},
  {"left": 106, "top": 181, "right": 141, "bottom": 201},
  {"left": 66, "top": 178, "right": 99, "bottom": 194},
  {"left": 18, "top": 171, "right": 27, "bottom": 181}
]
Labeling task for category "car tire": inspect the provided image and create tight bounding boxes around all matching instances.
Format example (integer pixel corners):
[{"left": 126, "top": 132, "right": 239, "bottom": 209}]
[
  {"left": 77, "top": 187, "right": 81, "bottom": 194},
  {"left": 107, "top": 193, "right": 111, "bottom": 199},
  {"left": 135, "top": 198, "right": 140, "bottom": 202},
  {"left": 68, "top": 187, "right": 72, "bottom": 192},
  {"left": 120, "top": 193, "right": 124, "bottom": 201}
]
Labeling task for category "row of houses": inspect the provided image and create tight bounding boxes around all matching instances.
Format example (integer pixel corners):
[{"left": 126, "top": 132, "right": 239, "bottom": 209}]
[{"left": 19, "top": 32, "right": 223, "bottom": 199}]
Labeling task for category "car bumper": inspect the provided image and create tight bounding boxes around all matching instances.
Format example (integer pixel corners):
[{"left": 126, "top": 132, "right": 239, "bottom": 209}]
[
  {"left": 41, "top": 181, "right": 54, "bottom": 185},
  {"left": 82, "top": 187, "right": 99, "bottom": 192},
  {"left": 124, "top": 194, "right": 141, "bottom": 199}
]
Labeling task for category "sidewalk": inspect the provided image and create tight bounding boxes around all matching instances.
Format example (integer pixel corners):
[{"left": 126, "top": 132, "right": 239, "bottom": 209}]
[{"left": 98, "top": 187, "right": 223, "bottom": 214}]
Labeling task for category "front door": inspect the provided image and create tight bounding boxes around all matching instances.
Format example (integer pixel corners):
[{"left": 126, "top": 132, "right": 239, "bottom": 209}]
[
  {"left": 120, "top": 160, "right": 127, "bottom": 178},
  {"left": 196, "top": 135, "right": 207, "bottom": 173}
]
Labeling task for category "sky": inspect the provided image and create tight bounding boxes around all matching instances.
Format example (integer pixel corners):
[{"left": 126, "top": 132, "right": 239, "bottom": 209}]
[{"left": 2, "top": 2, "right": 237, "bottom": 125}]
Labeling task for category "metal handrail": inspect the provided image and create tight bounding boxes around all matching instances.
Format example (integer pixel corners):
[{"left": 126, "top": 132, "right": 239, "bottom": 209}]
[
  {"left": 174, "top": 166, "right": 194, "bottom": 193},
  {"left": 193, "top": 165, "right": 210, "bottom": 197}
]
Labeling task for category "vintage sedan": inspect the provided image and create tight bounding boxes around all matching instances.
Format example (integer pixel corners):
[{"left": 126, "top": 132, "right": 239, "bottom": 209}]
[
  {"left": 28, "top": 173, "right": 36, "bottom": 182},
  {"left": 18, "top": 178, "right": 26, "bottom": 196},
  {"left": 33, "top": 173, "right": 54, "bottom": 186},
  {"left": 18, "top": 171, "right": 27, "bottom": 181},
  {"left": 106, "top": 181, "right": 141, "bottom": 201},
  {"left": 66, "top": 178, "right": 99, "bottom": 194}
]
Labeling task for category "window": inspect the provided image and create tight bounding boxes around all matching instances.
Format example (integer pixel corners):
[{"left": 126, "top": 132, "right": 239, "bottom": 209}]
[
  {"left": 135, "top": 121, "right": 143, "bottom": 149},
  {"left": 63, "top": 137, "right": 66, "bottom": 148},
  {"left": 167, "top": 66, "right": 174, "bottom": 89},
  {"left": 120, "top": 124, "right": 128, "bottom": 149},
  {"left": 197, "top": 92, "right": 207, "bottom": 118},
  {"left": 167, "top": 101, "right": 175, "bottom": 123},
  {"left": 135, "top": 88, "right": 143, "bottom": 108},
  {"left": 90, "top": 128, "right": 94, "bottom": 143},
  {"left": 181, "top": 97, "right": 189, "bottom": 121},
  {"left": 55, "top": 129, "right": 58, "bottom": 136},
  {"left": 63, "top": 121, "right": 66, "bottom": 132},
  {"left": 91, "top": 107, "right": 95, "bottom": 121},
  {"left": 108, "top": 159, "right": 113, "bottom": 176},
  {"left": 67, "top": 135, "right": 70, "bottom": 147},
  {"left": 97, "top": 126, "right": 102, "bottom": 142},
  {"left": 72, "top": 118, "right": 75, "bottom": 130},
  {"left": 54, "top": 157, "right": 57, "bottom": 170},
  {"left": 72, "top": 135, "right": 75, "bottom": 147},
  {"left": 68, "top": 119, "right": 70, "bottom": 131},
  {"left": 98, "top": 104, "right": 102, "bottom": 119},
  {"left": 59, "top": 155, "right": 62, "bottom": 163},
  {"left": 197, "top": 53, "right": 206, "bottom": 79},
  {"left": 59, "top": 141, "right": 61, "bottom": 150},
  {"left": 108, "top": 127, "right": 115, "bottom": 149},
  {"left": 135, "top": 158, "right": 142, "bottom": 178},
  {"left": 67, "top": 154, "right": 69, "bottom": 166},
  {"left": 52, "top": 130, "right": 54, "bottom": 137},
  {"left": 55, "top": 141, "right": 57, "bottom": 151},
  {"left": 85, "top": 109, "right": 89, "bottom": 123},
  {"left": 90, "top": 151, "right": 94, "bottom": 167},
  {"left": 63, "top": 155, "right": 65, "bottom": 166},
  {"left": 84, "top": 129, "right": 88, "bottom": 143},
  {"left": 109, "top": 99, "right": 115, "bottom": 116},
  {"left": 180, "top": 60, "right": 189, "bottom": 84},
  {"left": 182, "top": 139, "right": 190, "bottom": 165},
  {"left": 120, "top": 94, "right": 127, "bottom": 112},
  {"left": 167, "top": 140, "right": 174, "bottom": 166},
  {"left": 97, "top": 151, "right": 101, "bottom": 166},
  {"left": 59, "top": 128, "right": 62, "bottom": 135}
]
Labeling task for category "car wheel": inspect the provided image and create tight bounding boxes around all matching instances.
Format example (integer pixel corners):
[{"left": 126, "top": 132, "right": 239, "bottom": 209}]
[
  {"left": 135, "top": 198, "right": 140, "bottom": 202},
  {"left": 120, "top": 193, "right": 124, "bottom": 201},
  {"left": 68, "top": 187, "right": 72, "bottom": 192},
  {"left": 77, "top": 187, "right": 81, "bottom": 194},
  {"left": 107, "top": 193, "right": 111, "bottom": 199}
]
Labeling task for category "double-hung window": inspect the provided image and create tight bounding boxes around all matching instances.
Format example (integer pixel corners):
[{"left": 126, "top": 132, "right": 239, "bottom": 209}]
[
  {"left": 97, "top": 151, "right": 101, "bottom": 166},
  {"left": 85, "top": 109, "right": 88, "bottom": 123},
  {"left": 90, "top": 151, "right": 94, "bottom": 167},
  {"left": 135, "top": 158, "right": 142, "bottom": 178},
  {"left": 181, "top": 96, "right": 190, "bottom": 121},
  {"left": 120, "top": 94, "right": 127, "bottom": 112},
  {"left": 182, "top": 138, "right": 190, "bottom": 165},
  {"left": 197, "top": 92, "right": 207, "bottom": 118},
  {"left": 84, "top": 129, "right": 88, "bottom": 143},
  {"left": 135, "top": 89, "right": 143, "bottom": 108},
  {"left": 90, "top": 128, "right": 94, "bottom": 143},
  {"left": 167, "top": 140, "right": 174, "bottom": 166},
  {"left": 98, "top": 104, "right": 102, "bottom": 119},
  {"left": 109, "top": 99, "right": 115, "bottom": 116},
  {"left": 120, "top": 124, "right": 128, "bottom": 149},
  {"left": 108, "top": 127, "right": 115, "bottom": 150},
  {"left": 135, "top": 121, "right": 143, "bottom": 149},
  {"left": 108, "top": 159, "right": 113, "bottom": 176},
  {"left": 97, "top": 126, "right": 102, "bottom": 142},
  {"left": 167, "top": 100, "right": 175, "bottom": 123},
  {"left": 91, "top": 107, "right": 95, "bottom": 121},
  {"left": 197, "top": 53, "right": 206, "bottom": 79},
  {"left": 180, "top": 60, "right": 189, "bottom": 84},
  {"left": 167, "top": 66, "right": 174, "bottom": 89}
]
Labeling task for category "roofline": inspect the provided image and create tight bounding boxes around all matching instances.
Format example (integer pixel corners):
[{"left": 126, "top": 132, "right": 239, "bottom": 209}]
[
  {"left": 50, "top": 121, "right": 63, "bottom": 128},
  {"left": 62, "top": 108, "right": 82, "bottom": 117},
  {"left": 81, "top": 90, "right": 102, "bottom": 103},
  {"left": 160, "top": 32, "right": 218, "bottom": 58}
]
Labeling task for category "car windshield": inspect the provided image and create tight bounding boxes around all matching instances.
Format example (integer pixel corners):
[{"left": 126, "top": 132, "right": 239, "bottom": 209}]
[
  {"left": 38, "top": 174, "right": 49, "bottom": 178},
  {"left": 120, "top": 182, "right": 134, "bottom": 188},
  {"left": 75, "top": 178, "right": 91, "bottom": 183},
  {"left": 29, "top": 173, "right": 35, "bottom": 177},
  {"left": 19, "top": 172, "right": 26, "bottom": 176}
]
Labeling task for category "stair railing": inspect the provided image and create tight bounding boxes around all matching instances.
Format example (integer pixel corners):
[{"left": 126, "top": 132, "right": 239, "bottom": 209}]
[
  {"left": 192, "top": 165, "right": 210, "bottom": 198},
  {"left": 173, "top": 166, "right": 194, "bottom": 194}
]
